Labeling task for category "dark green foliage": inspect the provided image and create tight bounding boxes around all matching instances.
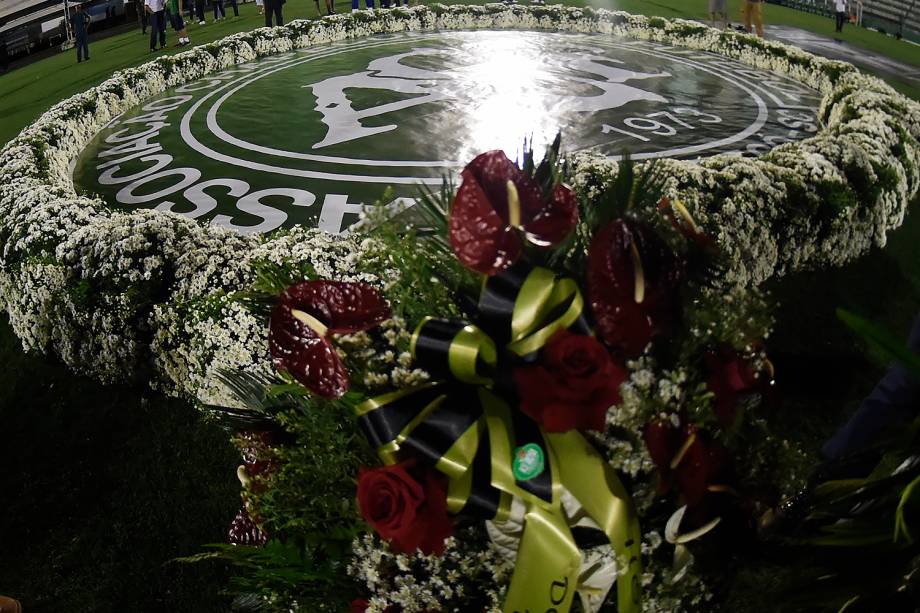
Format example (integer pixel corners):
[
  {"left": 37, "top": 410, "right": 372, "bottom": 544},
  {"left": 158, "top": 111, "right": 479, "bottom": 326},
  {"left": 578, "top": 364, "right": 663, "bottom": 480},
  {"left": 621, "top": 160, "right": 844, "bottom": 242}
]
[
  {"left": 179, "top": 540, "right": 353, "bottom": 613},
  {"left": 582, "top": 154, "right": 666, "bottom": 231},
  {"left": 196, "top": 369, "right": 374, "bottom": 612},
  {"left": 362, "top": 193, "right": 473, "bottom": 322},
  {"left": 0, "top": 315, "right": 240, "bottom": 613},
  {"left": 837, "top": 309, "right": 920, "bottom": 380}
]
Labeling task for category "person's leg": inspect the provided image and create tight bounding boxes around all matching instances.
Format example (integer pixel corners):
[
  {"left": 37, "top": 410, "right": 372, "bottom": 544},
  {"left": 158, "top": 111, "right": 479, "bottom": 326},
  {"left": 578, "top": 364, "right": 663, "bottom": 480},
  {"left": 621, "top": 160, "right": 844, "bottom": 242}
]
[
  {"left": 365, "top": 0, "right": 373, "bottom": 8},
  {"left": 275, "top": 3, "right": 283, "bottom": 25},
  {"left": 742, "top": 1, "right": 752, "bottom": 33},
  {"left": 231, "top": 0, "right": 239, "bottom": 17},
  {"left": 150, "top": 13, "right": 159, "bottom": 49},
  {"left": 76, "top": 35, "right": 83, "bottom": 62},
  {"left": 196, "top": 0, "right": 205, "bottom": 23},
  {"left": 83, "top": 37, "right": 90, "bottom": 59},
  {"left": 754, "top": 2, "right": 763, "bottom": 36},
  {"left": 265, "top": 0, "right": 273, "bottom": 25},
  {"left": 159, "top": 10, "right": 167, "bottom": 46}
]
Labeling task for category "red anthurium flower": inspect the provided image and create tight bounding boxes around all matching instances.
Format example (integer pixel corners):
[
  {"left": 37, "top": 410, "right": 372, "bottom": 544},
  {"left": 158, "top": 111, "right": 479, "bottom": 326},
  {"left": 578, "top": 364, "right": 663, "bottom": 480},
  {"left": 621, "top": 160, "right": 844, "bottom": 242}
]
[
  {"left": 643, "top": 417, "right": 683, "bottom": 492},
  {"left": 587, "top": 219, "right": 684, "bottom": 357},
  {"left": 670, "top": 425, "right": 733, "bottom": 508},
  {"left": 228, "top": 504, "right": 268, "bottom": 547},
  {"left": 448, "top": 150, "right": 578, "bottom": 275},
  {"left": 703, "top": 346, "right": 765, "bottom": 429},
  {"left": 268, "top": 281, "right": 390, "bottom": 399}
]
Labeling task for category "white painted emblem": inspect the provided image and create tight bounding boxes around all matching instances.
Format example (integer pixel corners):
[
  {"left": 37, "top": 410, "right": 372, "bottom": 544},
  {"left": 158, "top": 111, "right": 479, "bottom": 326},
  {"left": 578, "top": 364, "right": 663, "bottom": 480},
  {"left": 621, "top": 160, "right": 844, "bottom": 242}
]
[{"left": 307, "top": 46, "right": 669, "bottom": 149}]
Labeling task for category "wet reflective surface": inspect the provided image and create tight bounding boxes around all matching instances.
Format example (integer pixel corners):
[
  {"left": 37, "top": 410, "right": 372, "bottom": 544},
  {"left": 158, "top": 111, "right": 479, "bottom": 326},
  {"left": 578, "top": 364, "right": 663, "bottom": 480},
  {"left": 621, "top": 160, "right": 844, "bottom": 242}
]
[{"left": 73, "top": 30, "right": 822, "bottom": 234}]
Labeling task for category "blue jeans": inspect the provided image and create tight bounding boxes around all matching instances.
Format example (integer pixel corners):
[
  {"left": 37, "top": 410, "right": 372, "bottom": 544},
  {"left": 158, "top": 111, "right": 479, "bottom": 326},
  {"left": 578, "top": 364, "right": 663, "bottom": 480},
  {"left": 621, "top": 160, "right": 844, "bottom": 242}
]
[
  {"left": 214, "top": 0, "right": 225, "bottom": 18},
  {"left": 352, "top": 0, "right": 374, "bottom": 8},
  {"left": 149, "top": 10, "right": 166, "bottom": 49},
  {"left": 76, "top": 34, "right": 89, "bottom": 61}
]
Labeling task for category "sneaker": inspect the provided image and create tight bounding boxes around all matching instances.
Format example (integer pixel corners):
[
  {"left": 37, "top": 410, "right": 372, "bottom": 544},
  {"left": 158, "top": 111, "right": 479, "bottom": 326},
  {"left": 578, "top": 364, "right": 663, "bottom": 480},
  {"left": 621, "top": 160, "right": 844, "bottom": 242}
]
[{"left": 199, "top": 20, "right": 206, "bottom": 25}]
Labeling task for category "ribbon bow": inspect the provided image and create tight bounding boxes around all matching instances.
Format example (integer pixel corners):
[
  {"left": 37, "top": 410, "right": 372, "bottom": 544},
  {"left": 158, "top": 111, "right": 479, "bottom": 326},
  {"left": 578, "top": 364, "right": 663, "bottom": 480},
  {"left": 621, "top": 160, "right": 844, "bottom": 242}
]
[{"left": 357, "top": 263, "right": 642, "bottom": 613}]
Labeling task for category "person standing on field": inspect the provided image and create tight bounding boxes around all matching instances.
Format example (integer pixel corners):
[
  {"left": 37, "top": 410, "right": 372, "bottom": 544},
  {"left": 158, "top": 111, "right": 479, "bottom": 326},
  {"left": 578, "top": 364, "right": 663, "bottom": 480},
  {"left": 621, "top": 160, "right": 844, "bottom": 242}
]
[
  {"left": 145, "top": 0, "right": 167, "bottom": 51},
  {"left": 264, "top": 0, "right": 284, "bottom": 26},
  {"left": 136, "top": 0, "right": 148, "bottom": 33},
  {"left": 835, "top": 0, "right": 848, "bottom": 32},
  {"left": 72, "top": 3, "right": 91, "bottom": 63},
  {"left": 167, "top": 0, "right": 190, "bottom": 45},
  {"left": 709, "top": 0, "right": 728, "bottom": 28},
  {"left": 742, "top": 0, "right": 764, "bottom": 37}
]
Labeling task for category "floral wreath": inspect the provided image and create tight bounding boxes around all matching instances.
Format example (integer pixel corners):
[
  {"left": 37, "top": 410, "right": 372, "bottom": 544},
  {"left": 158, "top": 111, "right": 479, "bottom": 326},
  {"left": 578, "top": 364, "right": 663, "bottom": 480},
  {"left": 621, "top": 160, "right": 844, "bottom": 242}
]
[{"left": 0, "top": 5, "right": 918, "bottom": 611}]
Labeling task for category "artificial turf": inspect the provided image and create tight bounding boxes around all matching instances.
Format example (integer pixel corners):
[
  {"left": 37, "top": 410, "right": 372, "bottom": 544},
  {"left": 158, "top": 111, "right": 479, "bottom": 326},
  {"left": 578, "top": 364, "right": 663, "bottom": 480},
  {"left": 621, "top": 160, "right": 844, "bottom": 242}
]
[
  {"left": 0, "top": 0, "right": 918, "bottom": 146},
  {"left": 0, "top": 1, "right": 919, "bottom": 610}
]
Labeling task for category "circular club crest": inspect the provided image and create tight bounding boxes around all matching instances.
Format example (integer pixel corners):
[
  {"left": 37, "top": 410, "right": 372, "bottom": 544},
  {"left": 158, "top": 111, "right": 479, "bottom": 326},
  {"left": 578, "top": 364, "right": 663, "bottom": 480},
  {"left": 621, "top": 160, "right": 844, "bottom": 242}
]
[
  {"left": 72, "top": 30, "right": 821, "bottom": 235},
  {"left": 512, "top": 443, "right": 546, "bottom": 482}
]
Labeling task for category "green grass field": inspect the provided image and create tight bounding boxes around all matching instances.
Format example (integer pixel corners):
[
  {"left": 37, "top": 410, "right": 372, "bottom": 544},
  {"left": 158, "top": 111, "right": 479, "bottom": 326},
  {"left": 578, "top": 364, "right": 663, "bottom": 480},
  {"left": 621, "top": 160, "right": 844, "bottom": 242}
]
[{"left": 1, "top": 1, "right": 919, "bottom": 610}]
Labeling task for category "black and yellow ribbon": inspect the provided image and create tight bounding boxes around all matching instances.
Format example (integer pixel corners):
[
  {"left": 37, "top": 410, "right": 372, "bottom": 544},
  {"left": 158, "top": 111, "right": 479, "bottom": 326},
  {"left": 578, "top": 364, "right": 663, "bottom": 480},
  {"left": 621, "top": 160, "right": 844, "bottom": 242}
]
[{"left": 356, "top": 262, "right": 642, "bottom": 613}]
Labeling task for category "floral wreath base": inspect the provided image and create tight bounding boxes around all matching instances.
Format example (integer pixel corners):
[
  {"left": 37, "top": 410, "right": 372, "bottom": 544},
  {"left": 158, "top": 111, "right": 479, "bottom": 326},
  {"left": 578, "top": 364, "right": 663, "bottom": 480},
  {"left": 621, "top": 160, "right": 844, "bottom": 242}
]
[{"left": 0, "top": 4, "right": 916, "bottom": 394}]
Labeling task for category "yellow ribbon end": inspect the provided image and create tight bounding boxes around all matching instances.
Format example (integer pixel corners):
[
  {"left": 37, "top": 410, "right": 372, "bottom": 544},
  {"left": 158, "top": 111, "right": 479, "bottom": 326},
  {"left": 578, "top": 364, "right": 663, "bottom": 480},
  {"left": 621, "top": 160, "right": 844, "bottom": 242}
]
[
  {"left": 629, "top": 240, "right": 645, "bottom": 305},
  {"left": 506, "top": 180, "right": 522, "bottom": 228},
  {"left": 671, "top": 199, "right": 701, "bottom": 234},
  {"left": 669, "top": 432, "right": 696, "bottom": 470},
  {"left": 290, "top": 308, "right": 328, "bottom": 336}
]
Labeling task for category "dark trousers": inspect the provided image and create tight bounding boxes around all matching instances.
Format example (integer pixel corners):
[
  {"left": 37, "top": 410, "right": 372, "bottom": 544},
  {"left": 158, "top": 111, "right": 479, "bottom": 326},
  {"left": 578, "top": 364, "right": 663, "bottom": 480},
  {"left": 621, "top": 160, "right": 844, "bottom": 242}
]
[
  {"left": 228, "top": 0, "right": 239, "bottom": 16},
  {"left": 264, "top": 0, "right": 283, "bottom": 25},
  {"left": 149, "top": 10, "right": 166, "bottom": 49},
  {"left": 140, "top": 9, "right": 148, "bottom": 32},
  {"left": 195, "top": 0, "right": 206, "bottom": 21},
  {"left": 835, "top": 11, "right": 846, "bottom": 32},
  {"left": 75, "top": 34, "right": 89, "bottom": 61},
  {"left": 214, "top": 0, "right": 225, "bottom": 18}
]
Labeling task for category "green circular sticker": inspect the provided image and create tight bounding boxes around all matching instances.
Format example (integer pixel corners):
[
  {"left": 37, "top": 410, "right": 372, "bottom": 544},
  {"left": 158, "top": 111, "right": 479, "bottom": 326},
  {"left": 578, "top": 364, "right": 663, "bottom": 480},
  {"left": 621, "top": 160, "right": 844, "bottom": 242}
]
[{"left": 512, "top": 443, "right": 545, "bottom": 482}]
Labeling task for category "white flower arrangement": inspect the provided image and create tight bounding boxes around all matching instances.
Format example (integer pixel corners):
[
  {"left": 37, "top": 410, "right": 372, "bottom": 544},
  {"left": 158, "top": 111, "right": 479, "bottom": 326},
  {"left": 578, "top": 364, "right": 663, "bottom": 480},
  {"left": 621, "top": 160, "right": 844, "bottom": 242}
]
[{"left": 0, "top": 3, "right": 917, "bottom": 406}]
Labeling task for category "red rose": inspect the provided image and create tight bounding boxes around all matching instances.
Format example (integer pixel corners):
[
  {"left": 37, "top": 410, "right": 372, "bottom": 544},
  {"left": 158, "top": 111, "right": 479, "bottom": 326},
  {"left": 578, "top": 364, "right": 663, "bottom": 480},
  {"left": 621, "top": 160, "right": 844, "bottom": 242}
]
[
  {"left": 357, "top": 460, "right": 453, "bottom": 555},
  {"left": 514, "top": 330, "right": 627, "bottom": 433},
  {"left": 448, "top": 150, "right": 578, "bottom": 275}
]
